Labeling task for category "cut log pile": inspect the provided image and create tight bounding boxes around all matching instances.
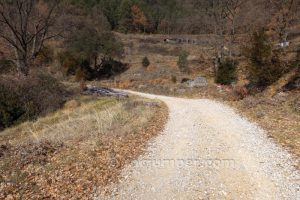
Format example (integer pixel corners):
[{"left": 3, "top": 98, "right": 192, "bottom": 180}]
[{"left": 84, "top": 86, "right": 129, "bottom": 98}]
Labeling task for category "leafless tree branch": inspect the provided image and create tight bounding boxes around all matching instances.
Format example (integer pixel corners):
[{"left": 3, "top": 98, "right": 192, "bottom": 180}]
[{"left": 0, "top": 0, "right": 60, "bottom": 76}]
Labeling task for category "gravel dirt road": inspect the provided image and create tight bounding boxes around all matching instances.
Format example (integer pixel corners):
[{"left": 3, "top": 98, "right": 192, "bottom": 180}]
[{"left": 96, "top": 91, "right": 300, "bottom": 200}]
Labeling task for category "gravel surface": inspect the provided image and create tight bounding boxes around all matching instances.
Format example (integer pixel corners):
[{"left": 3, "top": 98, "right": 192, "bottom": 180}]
[{"left": 95, "top": 91, "right": 300, "bottom": 200}]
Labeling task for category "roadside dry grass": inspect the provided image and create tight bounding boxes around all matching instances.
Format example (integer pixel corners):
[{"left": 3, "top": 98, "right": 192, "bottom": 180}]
[
  {"left": 110, "top": 77, "right": 300, "bottom": 165},
  {"left": 0, "top": 95, "right": 168, "bottom": 199},
  {"left": 229, "top": 92, "right": 300, "bottom": 162},
  {"left": 109, "top": 78, "right": 300, "bottom": 166}
]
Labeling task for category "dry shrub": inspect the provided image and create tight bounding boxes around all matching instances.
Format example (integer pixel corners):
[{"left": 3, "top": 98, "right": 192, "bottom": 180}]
[
  {"left": 79, "top": 79, "right": 88, "bottom": 91},
  {"left": 0, "top": 73, "right": 67, "bottom": 129},
  {"left": 0, "top": 59, "right": 16, "bottom": 74},
  {"left": 0, "top": 96, "right": 167, "bottom": 199},
  {"left": 171, "top": 75, "right": 177, "bottom": 83},
  {"left": 57, "top": 51, "right": 93, "bottom": 81},
  {"left": 232, "top": 85, "right": 248, "bottom": 100},
  {"left": 242, "top": 96, "right": 262, "bottom": 108},
  {"left": 292, "top": 98, "right": 300, "bottom": 113},
  {"left": 36, "top": 46, "right": 54, "bottom": 65},
  {"left": 57, "top": 51, "right": 79, "bottom": 76}
]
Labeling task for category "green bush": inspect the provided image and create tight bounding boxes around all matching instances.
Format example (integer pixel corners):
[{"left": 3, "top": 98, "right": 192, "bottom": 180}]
[
  {"left": 177, "top": 50, "right": 189, "bottom": 73},
  {"left": 0, "top": 73, "right": 67, "bottom": 130},
  {"left": 215, "top": 59, "right": 237, "bottom": 85},
  {"left": 59, "top": 29, "right": 125, "bottom": 81},
  {"left": 67, "top": 28, "right": 124, "bottom": 63},
  {"left": 142, "top": 56, "right": 150, "bottom": 68},
  {"left": 247, "top": 28, "right": 288, "bottom": 87}
]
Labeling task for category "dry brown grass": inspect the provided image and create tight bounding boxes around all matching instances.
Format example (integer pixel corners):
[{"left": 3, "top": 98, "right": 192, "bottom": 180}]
[
  {"left": 116, "top": 33, "right": 216, "bottom": 86},
  {"left": 230, "top": 92, "right": 300, "bottom": 162},
  {"left": 0, "top": 95, "right": 168, "bottom": 199}
]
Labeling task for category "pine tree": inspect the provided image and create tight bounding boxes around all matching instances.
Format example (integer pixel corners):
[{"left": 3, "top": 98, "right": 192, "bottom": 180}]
[
  {"left": 118, "top": 0, "right": 134, "bottom": 33},
  {"left": 142, "top": 56, "right": 150, "bottom": 68}
]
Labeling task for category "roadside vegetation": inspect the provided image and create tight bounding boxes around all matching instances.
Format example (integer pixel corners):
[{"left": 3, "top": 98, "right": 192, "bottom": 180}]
[
  {"left": 0, "top": 1, "right": 169, "bottom": 199},
  {"left": 0, "top": 73, "right": 68, "bottom": 130},
  {"left": 100, "top": 31, "right": 300, "bottom": 160},
  {"left": 0, "top": 95, "right": 168, "bottom": 199}
]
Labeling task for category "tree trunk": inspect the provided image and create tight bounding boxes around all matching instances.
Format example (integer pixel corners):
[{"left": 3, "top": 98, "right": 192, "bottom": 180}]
[
  {"left": 229, "top": 18, "right": 236, "bottom": 60},
  {"left": 17, "top": 59, "right": 29, "bottom": 77},
  {"left": 94, "top": 55, "right": 98, "bottom": 69},
  {"left": 14, "top": 48, "right": 29, "bottom": 77}
]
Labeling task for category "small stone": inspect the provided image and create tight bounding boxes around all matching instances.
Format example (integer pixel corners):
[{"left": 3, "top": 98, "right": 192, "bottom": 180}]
[
  {"left": 256, "top": 111, "right": 265, "bottom": 118},
  {"left": 273, "top": 92, "right": 288, "bottom": 103},
  {"left": 186, "top": 76, "right": 208, "bottom": 88}
]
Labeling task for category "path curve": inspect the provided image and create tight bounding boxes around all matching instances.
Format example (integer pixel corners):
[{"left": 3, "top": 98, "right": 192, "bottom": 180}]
[{"left": 96, "top": 91, "right": 300, "bottom": 200}]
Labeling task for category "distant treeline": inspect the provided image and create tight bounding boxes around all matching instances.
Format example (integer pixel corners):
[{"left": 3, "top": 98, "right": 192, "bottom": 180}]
[{"left": 64, "top": 0, "right": 300, "bottom": 34}]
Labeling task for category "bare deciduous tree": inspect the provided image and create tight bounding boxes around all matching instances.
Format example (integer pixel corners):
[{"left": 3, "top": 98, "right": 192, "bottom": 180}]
[
  {"left": 223, "top": 0, "right": 247, "bottom": 57},
  {"left": 202, "top": 0, "right": 227, "bottom": 73},
  {"left": 198, "top": 0, "right": 247, "bottom": 73},
  {"left": 269, "top": 0, "right": 298, "bottom": 43},
  {"left": 0, "top": 0, "right": 60, "bottom": 76}
]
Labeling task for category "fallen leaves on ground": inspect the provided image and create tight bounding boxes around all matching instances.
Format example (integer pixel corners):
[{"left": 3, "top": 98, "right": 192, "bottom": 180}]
[{"left": 0, "top": 97, "right": 168, "bottom": 199}]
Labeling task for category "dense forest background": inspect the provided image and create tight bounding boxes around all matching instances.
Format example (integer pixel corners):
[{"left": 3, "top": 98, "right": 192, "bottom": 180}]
[
  {"left": 65, "top": 0, "right": 300, "bottom": 34},
  {"left": 1, "top": 0, "right": 299, "bottom": 82}
]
